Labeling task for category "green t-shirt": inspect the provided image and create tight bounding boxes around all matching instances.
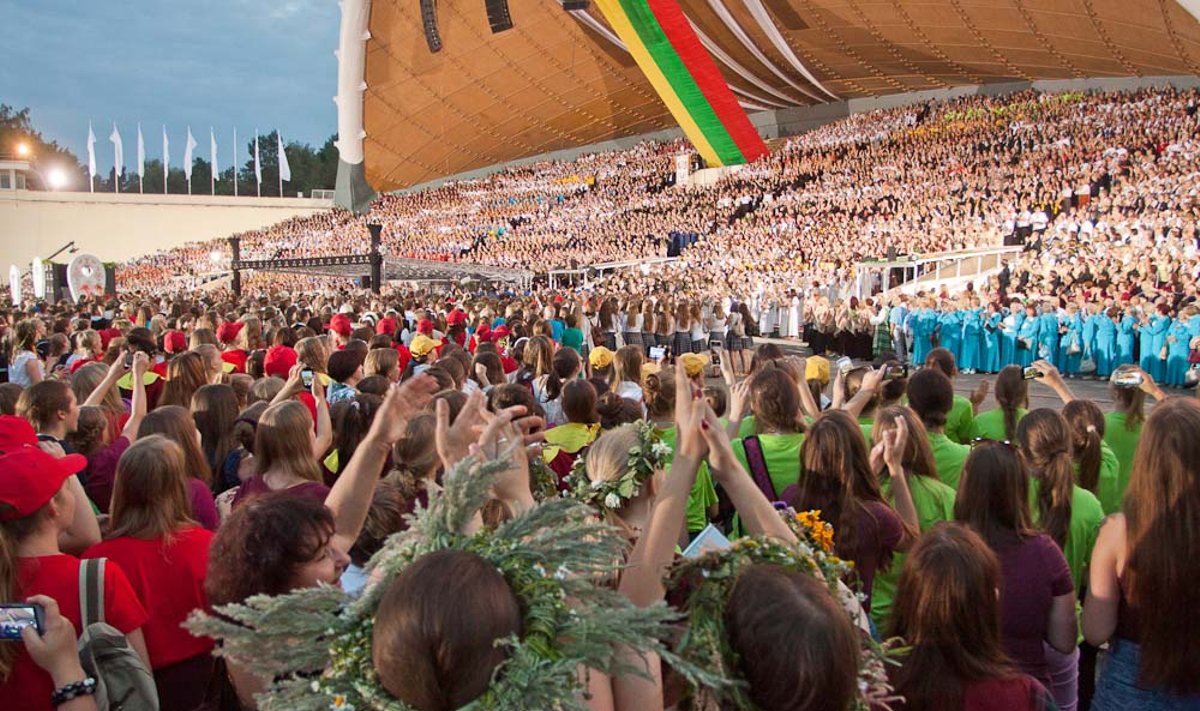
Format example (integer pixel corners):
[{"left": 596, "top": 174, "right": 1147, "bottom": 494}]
[
  {"left": 859, "top": 417, "right": 876, "bottom": 446},
  {"left": 928, "top": 432, "right": 970, "bottom": 491},
  {"left": 969, "top": 407, "right": 1028, "bottom": 442},
  {"left": 1073, "top": 441, "right": 1121, "bottom": 516},
  {"left": 659, "top": 426, "right": 718, "bottom": 534},
  {"left": 1028, "top": 479, "right": 1104, "bottom": 591},
  {"left": 737, "top": 415, "right": 758, "bottom": 439},
  {"left": 946, "top": 394, "right": 975, "bottom": 445},
  {"left": 1103, "top": 411, "right": 1142, "bottom": 506},
  {"left": 871, "top": 474, "right": 957, "bottom": 632},
  {"left": 732, "top": 432, "right": 806, "bottom": 498},
  {"left": 562, "top": 327, "right": 584, "bottom": 355}
]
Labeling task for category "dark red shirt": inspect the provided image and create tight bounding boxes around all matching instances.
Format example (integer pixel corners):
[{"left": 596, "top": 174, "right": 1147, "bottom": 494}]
[{"left": 993, "top": 533, "right": 1074, "bottom": 688}]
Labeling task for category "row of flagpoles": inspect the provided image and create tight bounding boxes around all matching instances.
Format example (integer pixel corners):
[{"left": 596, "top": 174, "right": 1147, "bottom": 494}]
[{"left": 85, "top": 123, "right": 292, "bottom": 197}]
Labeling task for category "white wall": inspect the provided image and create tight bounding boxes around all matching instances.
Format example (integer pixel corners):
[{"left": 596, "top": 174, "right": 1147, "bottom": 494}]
[{"left": 0, "top": 190, "right": 334, "bottom": 267}]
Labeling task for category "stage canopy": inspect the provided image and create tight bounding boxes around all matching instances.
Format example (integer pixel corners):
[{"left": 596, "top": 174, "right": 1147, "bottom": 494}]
[{"left": 351, "top": 0, "right": 1200, "bottom": 191}]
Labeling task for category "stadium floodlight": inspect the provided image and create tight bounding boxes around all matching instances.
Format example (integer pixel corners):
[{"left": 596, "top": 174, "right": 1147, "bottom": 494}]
[
  {"left": 46, "top": 167, "right": 68, "bottom": 190},
  {"left": 15, "top": 142, "right": 31, "bottom": 158}
]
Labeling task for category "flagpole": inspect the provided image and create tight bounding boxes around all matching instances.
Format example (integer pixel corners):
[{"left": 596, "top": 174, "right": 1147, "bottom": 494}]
[{"left": 233, "top": 128, "right": 238, "bottom": 197}]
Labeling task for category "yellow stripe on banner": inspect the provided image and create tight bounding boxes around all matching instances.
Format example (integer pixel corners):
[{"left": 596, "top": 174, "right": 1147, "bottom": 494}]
[{"left": 593, "top": 0, "right": 723, "bottom": 166}]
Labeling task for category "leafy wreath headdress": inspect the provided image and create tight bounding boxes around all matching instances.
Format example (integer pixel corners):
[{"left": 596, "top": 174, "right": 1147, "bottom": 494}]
[
  {"left": 563, "top": 419, "right": 673, "bottom": 513},
  {"left": 187, "top": 452, "right": 695, "bottom": 711},
  {"left": 666, "top": 507, "right": 903, "bottom": 711}
]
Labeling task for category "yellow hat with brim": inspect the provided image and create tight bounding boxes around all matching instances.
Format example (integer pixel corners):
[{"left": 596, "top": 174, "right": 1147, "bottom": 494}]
[
  {"left": 589, "top": 346, "right": 614, "bottom": 369},
  {"left": 679, "top": 353, "right": 709, "bottom": 379},
  {"left": 410, "top": 335, "right": 442, "bottom": 358},
  {"left": 806, "top": 356, "right": 830, "bottom": 385}
]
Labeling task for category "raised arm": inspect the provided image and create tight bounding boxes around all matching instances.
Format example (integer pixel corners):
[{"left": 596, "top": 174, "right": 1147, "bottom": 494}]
[
  {"left": 325, "top": 376, "right": 437, "bottom": 552},
  {"left": 119, "top": 353, "right": 150, "bottom": 442},
  {"left": 1032, "top": 360, "right": 1075, "bottom": 404},
  {"left": 310, "top": 374, "right": 332, "bottom": 460},
  {"left": 703, "top": 407, "right": 798, "bottom": 544},
  {"left": 83, "top": 357, "right": 129, "bottom": 408}
]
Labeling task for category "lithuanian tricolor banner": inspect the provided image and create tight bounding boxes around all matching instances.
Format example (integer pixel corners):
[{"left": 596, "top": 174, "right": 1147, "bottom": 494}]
[{"left": 594, "top": 0, "right": 768, "bottom": 167}]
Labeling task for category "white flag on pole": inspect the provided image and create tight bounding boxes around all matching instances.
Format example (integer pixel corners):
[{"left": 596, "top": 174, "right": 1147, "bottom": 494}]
[
  {"left": 109, "top": 123, "right": 123, "bottom": 192},
  {"left": 183, "top": 127, "right": 197, "bottom": 180},
  {"left": 86, "top": 123, "right": 97, "bottom": 180},
  {"left": 109, "top": 123, "right": 123, "bottom": 174},
  {"left": 162, "top": 126, "right": 169, "bottom": 193},
  {"left": 277, "top": 132, "right": 291, "bottom": 182},
  {"left": 136, "top": 124, "right": 145, "bottom": 178},
  {"left": 209, "top": 128, "right": 219, "bottom": 175},
  {"left": 253, "top": 131, "right": 262, "bottom": 186}
]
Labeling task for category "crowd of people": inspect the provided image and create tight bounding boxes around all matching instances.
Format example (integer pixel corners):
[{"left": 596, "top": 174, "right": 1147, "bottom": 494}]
[
  {"left": 4, "top": 83, "right": 1200, "bottom": 711},
  {"left": 0, "top": 287, "right": 1196, "bottom": 711}
]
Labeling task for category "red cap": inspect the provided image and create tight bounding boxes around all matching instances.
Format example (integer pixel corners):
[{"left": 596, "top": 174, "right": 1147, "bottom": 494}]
[
  {"left": 0, "top": 446, "right": 87, "bottom": 521},
  {"left": 475, "top": 324, "right": 492, "bottom": 341},
  {"left": 163, "top": 330, "right": 188, "bottom": 354},
  {"left": 0, "top": 415, "right": 38, "bottom": 448},
  {"left": 492, "top": 325, "right": 511, "bottom": 342},
  {"left": 330, "top": 314, "right": 353, "bottom": 337},
  {"left": 376, "top": 317, "right": 398, "bottom": 336},
  {"left": 264, "top": 345, "right": 298, "bottom": 378},
  {"left": 216, "top": 321, "right": 245, "bottom": 344},
  {"left": 417, "top": 318, "right": 434, "bottom": 335},
  {"left": 446, "top": 309, "right": 467, "bottom": 326}
]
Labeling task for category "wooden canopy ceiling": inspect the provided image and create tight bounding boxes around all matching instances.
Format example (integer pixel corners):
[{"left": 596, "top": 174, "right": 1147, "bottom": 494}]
[{"left": 363, "top": 0, "right": 1200, "bottom": 191}]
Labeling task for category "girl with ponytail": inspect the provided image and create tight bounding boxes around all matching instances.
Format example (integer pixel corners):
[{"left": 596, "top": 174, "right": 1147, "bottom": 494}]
[
  {"left": 1062, "top": 400, "right": 1121, "bottom": 515},
  {"left": 1016, "top": 410, "right": 1103, "bottom": 711},
  {"left": 1017, "top": 409, "right": 1104, "bottom": 589},
  {"left": 971, "top": 365, "right": 1028, "bottom": 441}
]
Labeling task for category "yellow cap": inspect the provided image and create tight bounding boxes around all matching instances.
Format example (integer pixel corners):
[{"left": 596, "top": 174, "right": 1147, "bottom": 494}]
[
  {"left": 410, "top": 334, "right": 442, "bottom": 358},
  {"left": 640, "top": 362, "right": 662, "bottom": 382},
  {"left": 679, "top": 352, "right": 709, "bottom": 379},
  {"left": 589, "top": 346, "right": 614, "bottom": 369},
  {"left": 806, "top": 356, "right": 830, "bottom": 385}
]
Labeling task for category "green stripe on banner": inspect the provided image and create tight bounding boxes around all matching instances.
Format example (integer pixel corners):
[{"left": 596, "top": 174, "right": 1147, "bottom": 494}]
[{"left": 615, "top": 0, "right": 746, "bottom": 165}]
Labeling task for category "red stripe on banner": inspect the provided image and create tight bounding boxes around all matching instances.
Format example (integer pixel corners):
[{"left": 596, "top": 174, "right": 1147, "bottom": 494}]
[{"left": 644, "top": 0, "right": 768, "bottom": 163}]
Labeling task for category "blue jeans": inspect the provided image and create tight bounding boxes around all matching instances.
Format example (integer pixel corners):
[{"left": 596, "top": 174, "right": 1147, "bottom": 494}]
[{"left": 1092, "top": 640, "right": 1200, "bottom": 711}]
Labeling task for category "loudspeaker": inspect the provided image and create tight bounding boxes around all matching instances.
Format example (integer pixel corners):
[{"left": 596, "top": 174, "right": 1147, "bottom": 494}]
[
  {"left": 562, "top": 0, "right": 588, "bottom": 9},
  {"left": 105, "top": 265, "right": 116, "bottom": 296},
  {"left": 486, "top": 0, "right": 513, "bottom": 33},
  {"left": 360, "top": 275, "right": 372, "bottom": 290},
  {"left": 421, "top": 0, "right": 443, "bottom": 52},
  {"left": 50, "top": 263, "right": 68, "bottom": 302}
]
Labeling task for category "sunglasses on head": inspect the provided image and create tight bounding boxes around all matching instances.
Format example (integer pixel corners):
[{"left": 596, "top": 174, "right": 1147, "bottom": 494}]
[{"left": 971, "top": 437, "right": 1013, "bottom": 448}]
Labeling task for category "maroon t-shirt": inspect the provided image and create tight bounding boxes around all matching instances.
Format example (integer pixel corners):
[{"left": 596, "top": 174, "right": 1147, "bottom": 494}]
[
  {"left": 992, "top": 533, "right": 1074, "bottom": 687},
  {"left": 230, "top": 474, "right": 331, "bottom": 508},
  {"left": 841, "top": 500, "right": 905, "bottom": 611},
  {"left": 963, "top": 676, "right": 1052, "bottom": 711}
]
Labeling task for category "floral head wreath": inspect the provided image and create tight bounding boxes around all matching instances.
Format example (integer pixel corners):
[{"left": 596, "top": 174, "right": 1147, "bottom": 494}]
[
  {"left": 666, "top": 507, "right": 902, "bottom": 711},
  {"left": 187, "top": 453, "right": 702, "bottom": 711},
  {"left": 563, "top": 420, "right": 673, "bottom": 513}
]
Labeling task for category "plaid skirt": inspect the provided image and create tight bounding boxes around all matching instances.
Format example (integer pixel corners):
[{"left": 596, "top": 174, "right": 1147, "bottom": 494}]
[
  {"left": 726, "top": 332, "right": 744, "bottom": 351},
  {"left": 604, "top": 332, "right": 617, "bottom": 351},
  {"left": 672, "top": 332, "right": 691, "bottom": 358},
  {"left": 692, "top": 338, "right": 706, "bottom": 354},
  {"left": 873, "top": 322, "right": 893, "bottom": 356},
  {"left": 624, "top": 332, "right": 643, "bottom": 349}
]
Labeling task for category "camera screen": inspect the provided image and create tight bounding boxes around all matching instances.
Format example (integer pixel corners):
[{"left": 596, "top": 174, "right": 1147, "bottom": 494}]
[{"left": 0, "top": 606, "right": 38, "bottom": 640}]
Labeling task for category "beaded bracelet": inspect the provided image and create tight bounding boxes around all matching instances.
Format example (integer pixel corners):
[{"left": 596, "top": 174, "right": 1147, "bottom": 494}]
[{"left": 50, "top": 677, "right": 97, "bottom": 707}]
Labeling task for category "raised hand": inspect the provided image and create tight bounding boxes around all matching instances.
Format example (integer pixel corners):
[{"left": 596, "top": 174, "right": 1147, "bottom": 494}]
[{"left": 366, "top": 375, "right": 439, "bottom": 445}]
